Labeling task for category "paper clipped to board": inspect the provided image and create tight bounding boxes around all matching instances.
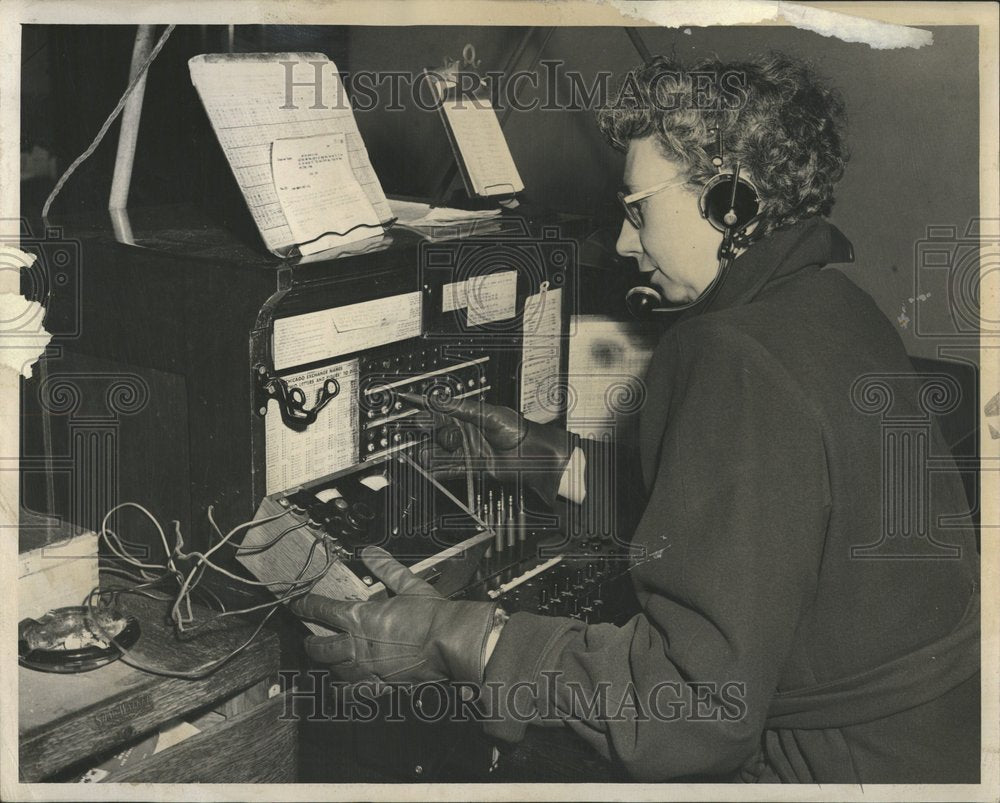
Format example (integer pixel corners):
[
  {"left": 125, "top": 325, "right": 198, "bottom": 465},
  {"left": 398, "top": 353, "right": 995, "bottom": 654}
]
[
  {"left": 189, "top": 53, "right": 392, "bottom": 256},
  {"left": 427, "top": 72, "right": 525, "bottom": 198},
  {"left": 271, "top": 133, "right": 381, "bottom": 255}
]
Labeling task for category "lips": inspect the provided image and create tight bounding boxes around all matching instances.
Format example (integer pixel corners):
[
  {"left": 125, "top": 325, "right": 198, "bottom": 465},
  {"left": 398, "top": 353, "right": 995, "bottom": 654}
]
[
  {"left": 637, "top": 261, "right": 659, "bottom": 278},
  {"left": 638, "top": 263, "right": 666, "bottom": 285}
]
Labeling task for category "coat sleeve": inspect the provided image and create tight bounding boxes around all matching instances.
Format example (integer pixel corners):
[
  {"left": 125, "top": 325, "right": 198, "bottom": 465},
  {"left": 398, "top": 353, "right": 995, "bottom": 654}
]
[{"left": 481, "top": 320, "right": 833, "bottom": 780}]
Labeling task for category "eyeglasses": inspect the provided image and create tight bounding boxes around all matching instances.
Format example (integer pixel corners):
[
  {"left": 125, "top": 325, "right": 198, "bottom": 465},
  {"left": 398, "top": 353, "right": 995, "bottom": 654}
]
[{"left": 617, "top": 177, "right": 689, "bottom": 229}]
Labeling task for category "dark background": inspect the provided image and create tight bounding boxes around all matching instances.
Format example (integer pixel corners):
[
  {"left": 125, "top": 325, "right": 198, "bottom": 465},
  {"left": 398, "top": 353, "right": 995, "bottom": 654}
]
[{"left": 20, "top": 23, "right": 980, "bottom": 359}]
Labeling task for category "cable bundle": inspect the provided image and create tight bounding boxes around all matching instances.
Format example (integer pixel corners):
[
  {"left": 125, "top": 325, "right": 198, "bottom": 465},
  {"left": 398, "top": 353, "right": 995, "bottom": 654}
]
[{"left": 86, "top": 502, "right": 332, "bottom": 678}]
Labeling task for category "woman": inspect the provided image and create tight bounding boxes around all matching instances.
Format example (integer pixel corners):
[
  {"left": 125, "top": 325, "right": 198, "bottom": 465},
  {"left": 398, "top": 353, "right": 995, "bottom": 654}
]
[{"left": 292, "top": 53, "right": 980, "bottom": 783}]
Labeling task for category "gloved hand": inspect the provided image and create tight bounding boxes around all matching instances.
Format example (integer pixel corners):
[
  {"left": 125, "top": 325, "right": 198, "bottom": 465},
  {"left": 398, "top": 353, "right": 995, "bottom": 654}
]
[
  {"left": 289, "top": 546, "right": 501, "bottom": 689},
  {"left": 398, "top": 390, "right": 576, "bottom": 507}
]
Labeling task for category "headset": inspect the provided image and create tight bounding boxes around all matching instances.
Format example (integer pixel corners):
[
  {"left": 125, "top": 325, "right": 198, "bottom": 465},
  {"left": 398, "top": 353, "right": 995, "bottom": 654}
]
[{"left": 625, "top": 127, "right": 762, "bottom": 318}]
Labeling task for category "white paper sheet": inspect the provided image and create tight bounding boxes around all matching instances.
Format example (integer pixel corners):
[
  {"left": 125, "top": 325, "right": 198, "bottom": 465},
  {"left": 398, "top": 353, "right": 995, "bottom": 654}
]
[
  {"left": 442, "top": 273, "right": 517, "bottom": 323},
  {"left": 272, "top": 291, "right": 423, "bottom": 370},
  {"left": 442, "top": 271, "right": 517, "bottom": 324},
  {"left": 189, "top": 53, "right": 391, "bottom": 256},
  {"left": 520, "top": 287, "right": 563, "bottom": 424},
  {"left": 565, "top": 316, "right": 661, "bottom": 436},
  {"left": 442, "top": 280, "right": 468, "bottom": 313},
  {"left": 467, "top": 272, "right": 517, "bottom": 325},
  {"left": 389, "top": 199, "right": 501, "bottom": 225},
  {"left": 265, "top": 360, "right": 359, "bottom": 495},
  {"left": 271, "top": 133, "right": 382, "bottom": 254}
]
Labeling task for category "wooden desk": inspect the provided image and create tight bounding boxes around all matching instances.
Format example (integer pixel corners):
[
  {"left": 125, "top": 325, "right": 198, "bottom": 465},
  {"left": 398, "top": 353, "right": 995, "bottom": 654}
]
[{"left": 19, "top": 592, "right": 296, "bottom": 783}]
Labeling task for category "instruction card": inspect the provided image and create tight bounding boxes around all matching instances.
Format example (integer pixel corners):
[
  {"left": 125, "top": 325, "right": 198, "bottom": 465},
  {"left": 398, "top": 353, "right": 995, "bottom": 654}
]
[
  {"left": 520, "top": 287, "right": 563, "bottom": 424},
  {"left": 265, "top": 360, "right": 359, "bottom": 495},
  {"left": 442, "top": 270, "right": 517, "bottom": 326},
  {"left": 272, "top": 291, "right": 423, "bottom": 370}
]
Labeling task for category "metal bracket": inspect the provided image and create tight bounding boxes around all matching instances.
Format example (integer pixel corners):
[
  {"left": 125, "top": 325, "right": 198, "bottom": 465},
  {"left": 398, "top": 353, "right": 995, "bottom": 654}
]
[{"left": 254, "top": 364, "right": 340, "bottom": 432}]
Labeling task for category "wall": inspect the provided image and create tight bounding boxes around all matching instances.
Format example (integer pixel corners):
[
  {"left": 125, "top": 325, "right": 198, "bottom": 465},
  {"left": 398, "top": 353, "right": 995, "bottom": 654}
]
[{"left": 346, "top": 24, "right": 981, "bottom": 360}]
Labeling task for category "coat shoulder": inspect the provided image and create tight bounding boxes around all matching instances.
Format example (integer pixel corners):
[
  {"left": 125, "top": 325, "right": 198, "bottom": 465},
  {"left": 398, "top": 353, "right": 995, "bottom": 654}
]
[{"left": 689, "top": 267, "right": 912, "bottom": 383}]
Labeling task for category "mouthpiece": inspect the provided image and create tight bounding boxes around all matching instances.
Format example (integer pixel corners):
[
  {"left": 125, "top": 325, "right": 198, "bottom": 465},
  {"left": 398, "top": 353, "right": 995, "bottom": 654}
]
[{"left": 625, "top": 285, "right": 664, "bottom": 319}]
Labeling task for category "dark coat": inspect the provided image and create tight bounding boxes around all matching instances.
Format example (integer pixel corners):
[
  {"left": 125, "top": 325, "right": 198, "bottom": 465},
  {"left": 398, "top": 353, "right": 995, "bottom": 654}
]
[{"left": 483, "top": 217, "right": 980, "bottom": 783}]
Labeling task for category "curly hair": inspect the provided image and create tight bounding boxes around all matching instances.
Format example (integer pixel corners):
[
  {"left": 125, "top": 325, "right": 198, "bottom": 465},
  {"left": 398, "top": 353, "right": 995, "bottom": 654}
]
[{"left": 597, "top": 52, "right": 848, "bottom": 235}]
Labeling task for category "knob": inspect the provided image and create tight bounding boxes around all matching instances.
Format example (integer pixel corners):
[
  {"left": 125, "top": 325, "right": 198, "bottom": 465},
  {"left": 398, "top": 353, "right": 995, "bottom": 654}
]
[
  {"left": 379, "top": 437, "right": 388, "bottom": 448},
  {"left": 351, "top": 502, "right": 375, "bottom": 521}
]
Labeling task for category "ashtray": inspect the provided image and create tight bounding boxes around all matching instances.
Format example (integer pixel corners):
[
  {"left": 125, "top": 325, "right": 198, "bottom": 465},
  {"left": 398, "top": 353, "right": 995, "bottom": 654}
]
[{"left": 18, "top": 605, "right": 141, "bottom": 674}]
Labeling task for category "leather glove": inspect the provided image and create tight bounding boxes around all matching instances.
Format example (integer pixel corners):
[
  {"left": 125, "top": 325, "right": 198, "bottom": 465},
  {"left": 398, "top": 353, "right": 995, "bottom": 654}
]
[
  {"left": 289, "top": 546, "right": 500, "bottom": 688},
  {"left": 399, "top": 390, "right": 576, "bottom": 508}
]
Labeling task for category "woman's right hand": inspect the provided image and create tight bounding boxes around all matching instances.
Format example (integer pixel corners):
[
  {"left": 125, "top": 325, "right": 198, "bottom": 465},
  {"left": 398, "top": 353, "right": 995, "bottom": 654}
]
[{"left": 398, "top": 390, "right": 575, "bottom": 506}]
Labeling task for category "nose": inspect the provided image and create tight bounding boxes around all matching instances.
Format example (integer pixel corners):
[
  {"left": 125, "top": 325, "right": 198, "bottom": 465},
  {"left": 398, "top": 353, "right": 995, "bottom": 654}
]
[{"left": 616, "top": 219, "right": 642, "bottom": 259}]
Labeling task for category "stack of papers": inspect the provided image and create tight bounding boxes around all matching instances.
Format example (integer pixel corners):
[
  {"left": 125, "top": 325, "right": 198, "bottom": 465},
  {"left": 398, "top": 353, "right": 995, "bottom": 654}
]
[{"left": 389, "top": 199, "right": 503, "bottom": 241}]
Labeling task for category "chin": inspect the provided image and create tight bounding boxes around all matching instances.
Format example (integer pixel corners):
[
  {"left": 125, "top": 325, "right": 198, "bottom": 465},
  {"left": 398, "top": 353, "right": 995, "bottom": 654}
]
[
  {"left": 645, "top": 268, "right": 693, "bottom": 304},
  {"left": 655, "top": 283, "right": 691, "bottom": 304}
]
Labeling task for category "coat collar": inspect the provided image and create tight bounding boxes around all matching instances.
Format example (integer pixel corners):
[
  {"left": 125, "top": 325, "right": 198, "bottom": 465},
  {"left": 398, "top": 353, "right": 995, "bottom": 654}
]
[{"left": 681, "top": 217, "right": 855, "bottom": 320}]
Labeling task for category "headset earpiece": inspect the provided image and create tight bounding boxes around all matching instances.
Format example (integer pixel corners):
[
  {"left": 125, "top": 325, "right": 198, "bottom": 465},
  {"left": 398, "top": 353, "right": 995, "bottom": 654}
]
[
  {"left": 700, "top": 127, "right": 761, "bottom": 238},
  {"left": 699, "top": 170, "right": 761, "bottom": 233}
]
